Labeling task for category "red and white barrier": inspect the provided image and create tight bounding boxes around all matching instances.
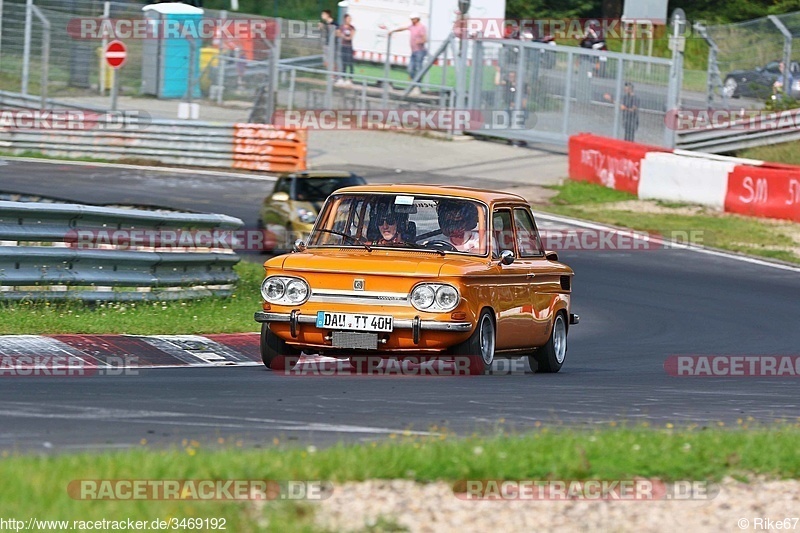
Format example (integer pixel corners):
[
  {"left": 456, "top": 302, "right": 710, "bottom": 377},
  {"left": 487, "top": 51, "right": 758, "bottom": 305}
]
[{"left": 568, "top": 133, "right": 800, "bottom": 223}]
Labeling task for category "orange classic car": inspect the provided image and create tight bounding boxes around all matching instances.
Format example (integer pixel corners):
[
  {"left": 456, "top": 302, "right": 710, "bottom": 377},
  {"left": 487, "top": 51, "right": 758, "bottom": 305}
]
[{"left": 254, "top": 184, "right": 579, "bottom": 375}]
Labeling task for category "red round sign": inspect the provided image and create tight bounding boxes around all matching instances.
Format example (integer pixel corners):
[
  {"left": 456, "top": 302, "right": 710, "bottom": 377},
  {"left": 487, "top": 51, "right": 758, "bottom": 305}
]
[{"left": 105, "top": 40, "right": 127, "bottom": 69}]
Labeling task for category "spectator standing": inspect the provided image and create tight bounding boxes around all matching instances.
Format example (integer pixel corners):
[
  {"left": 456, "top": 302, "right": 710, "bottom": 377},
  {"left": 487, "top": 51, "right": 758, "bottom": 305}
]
[
  {"left": 773, "top": 61, "right": 795, "bottom": 100},
  {"left": 338, "top": 14, "right": 356, "bottom": 84},
  {"left": 319, "top": 10, "right": 339, "bottom": 72},
  {"left": 621, "top": 82, "right": 639, "bottom": 142},
  {"left": 388, "top": 12, "right": 428, "bottom": 95}
]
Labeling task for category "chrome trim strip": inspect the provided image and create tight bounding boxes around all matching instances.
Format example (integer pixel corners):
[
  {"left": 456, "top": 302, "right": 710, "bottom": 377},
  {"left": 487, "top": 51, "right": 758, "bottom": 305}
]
[
  {"left": 254, "top": 312, "right": 472, "bottom": 332},
  {"left": 309, "top": 289, "right": 410, "bottom": 307}
]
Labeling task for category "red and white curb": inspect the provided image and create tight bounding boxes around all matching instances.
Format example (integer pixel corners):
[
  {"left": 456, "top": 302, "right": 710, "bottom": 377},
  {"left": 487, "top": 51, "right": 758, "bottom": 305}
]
[{"left": 0, "top": 334, "right": 263, "bottom": 371}]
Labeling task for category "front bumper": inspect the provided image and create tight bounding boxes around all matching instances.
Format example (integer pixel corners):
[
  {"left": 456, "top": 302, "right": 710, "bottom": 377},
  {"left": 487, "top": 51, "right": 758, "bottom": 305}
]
[{"left": 254, "top": 311, "right": 472, "bottom": 343}]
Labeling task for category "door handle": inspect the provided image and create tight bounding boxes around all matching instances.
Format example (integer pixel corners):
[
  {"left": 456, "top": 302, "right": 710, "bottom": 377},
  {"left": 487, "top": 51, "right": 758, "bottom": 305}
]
[{"left": 526, "top": 272, "right": 536, "bottom": 278}]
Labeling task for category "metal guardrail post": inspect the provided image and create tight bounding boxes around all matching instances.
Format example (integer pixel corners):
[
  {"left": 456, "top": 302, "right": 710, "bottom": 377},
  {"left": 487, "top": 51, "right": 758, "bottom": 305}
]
[
  {"left": 267, "top": 18, "right": 282, "bottom": 122},
  {"left": 326, "top": 28, "right": 335, "bottom": 109},
  {"left": 561, "top": 50, "right": 574, "bottom": 136},
  {"left": 456, "top": 31, "right": 468, "bottom": 110},
  {"left": 382, "top": 33, "right": 392, "bottom": 107},
  {"left": 100, "top": 1, "right": 110, "bottom": 96},
  {"left": 288, "top": 67, "right": 296, "bottom": 112},
  {"left": 513, "top": 45, "right": 527, "bottom": 119},
  {"left": 21, "top": 0, "right": 32, "bottom": 95},
  {"left": 215, "top": 10, "right": 227, "bottom": 105},
  {"left": 186, "top": 36, "right": 196, "bottom": 106},
  {"left": 612, "top": 57, "right": 624, "bottom": 139},
  {"left": 29, "top": 5, "right": 50, "bottom": 110},
  {"left": 768, "top": 15, "right": 794, "bottom": 96},
  {"left": 468, "top": 38, "right": 485, "bottom": 111},
  {"left": 664, "top": 21, "right": 684, "bottom": 149}
]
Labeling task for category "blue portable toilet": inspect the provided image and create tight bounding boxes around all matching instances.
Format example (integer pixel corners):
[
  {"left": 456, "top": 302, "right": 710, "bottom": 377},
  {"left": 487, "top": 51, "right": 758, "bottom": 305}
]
[{"left": 141, "top": 3, "right": 203, "bottom": 99}]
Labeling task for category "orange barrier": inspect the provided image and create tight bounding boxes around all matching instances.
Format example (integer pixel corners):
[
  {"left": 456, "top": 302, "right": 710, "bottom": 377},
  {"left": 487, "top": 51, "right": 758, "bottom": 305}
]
[
  {"left": 725, "top": 165, "right": 800, "bottom": 223},
  {"left": 232, "top": 124, "right": 307, "bottom": 173}
]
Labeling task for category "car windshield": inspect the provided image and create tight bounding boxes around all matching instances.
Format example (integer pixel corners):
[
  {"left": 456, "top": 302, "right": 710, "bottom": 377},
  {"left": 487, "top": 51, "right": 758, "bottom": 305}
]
[
  {"left": 293, "top": 177, "right": 363, "bottom": 201},
  {"left": 308, "top": 193, "right": 489, "bottom": 256}
]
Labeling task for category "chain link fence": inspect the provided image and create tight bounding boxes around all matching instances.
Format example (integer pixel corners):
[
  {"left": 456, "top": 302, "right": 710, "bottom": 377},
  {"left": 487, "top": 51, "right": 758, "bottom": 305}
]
[
  {"left": 0, "top": 1, "right": 694, "bottom": 148},
  {"left": 706, "top": 11, "right": 800, "bottom": 107},
  {"left": 469, "top": 39, "right": 675, "bottom": 147}
]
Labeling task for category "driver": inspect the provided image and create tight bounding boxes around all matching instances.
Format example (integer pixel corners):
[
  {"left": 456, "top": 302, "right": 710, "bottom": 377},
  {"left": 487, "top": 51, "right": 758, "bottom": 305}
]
[
  {"left": 437, "top": 200, "right": 481, "bottom": 252},
  {"left": 370, "top": 202, "right": 406, "bottom": 246}
]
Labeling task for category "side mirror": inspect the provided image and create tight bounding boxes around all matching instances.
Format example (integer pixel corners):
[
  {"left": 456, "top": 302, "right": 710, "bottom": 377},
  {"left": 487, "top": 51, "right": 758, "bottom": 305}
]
[
  {"left": 292, "top": 239, "right": 307, "bottom": 253},
  {"left": 545, "top": 250, "right": 559, "bottom": 262},
  {"left": 499, "top": 250, "right": 515, "bottom": 265},
  {"left": 271, "top": 192, "right": 290, "bottom": 202}
]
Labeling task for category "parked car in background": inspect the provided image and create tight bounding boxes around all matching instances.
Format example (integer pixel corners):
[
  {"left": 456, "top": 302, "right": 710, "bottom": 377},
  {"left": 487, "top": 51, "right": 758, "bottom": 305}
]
[
  {"left": 255, "top": 184, "right": 579, "bottom": 375},
  {"left": 723, "top": 60, "right": 800, "bottom": 99},
  {"left": 258, "top": 170, "right": 366, "bottom": 253}
]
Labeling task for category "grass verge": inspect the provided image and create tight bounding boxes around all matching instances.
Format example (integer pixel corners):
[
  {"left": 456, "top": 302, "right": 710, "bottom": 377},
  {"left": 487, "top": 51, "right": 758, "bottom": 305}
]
[
  {"left": 738, "top": 141, "right": 800, "bottom": 167},
  {"left": 1, "top": 427, "right": 799, "bottom": 530},
  {"left": 538, "top": 181, "right": 800, "bottom": 264},
  {"left": 0, "top": 261, "right": 264, "bottom": 335}
]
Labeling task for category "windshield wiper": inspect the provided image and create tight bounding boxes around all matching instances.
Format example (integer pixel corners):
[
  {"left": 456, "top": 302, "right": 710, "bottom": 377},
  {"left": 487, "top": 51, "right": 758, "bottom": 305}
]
[{"left": 314, "top": 229, "right": 372, "bottom": 252}]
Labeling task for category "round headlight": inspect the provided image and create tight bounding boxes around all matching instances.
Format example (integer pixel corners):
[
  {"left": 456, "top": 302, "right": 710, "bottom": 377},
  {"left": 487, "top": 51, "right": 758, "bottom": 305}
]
[
  {"left": 297, "top": 208, "right": 317, "bottom": 224},
  {"left": 435, "top": 285, "right": 459, "bottom": 310},
  {"left": 285, "top": 279, "right": 309, "bottom": 303},
  {"left": 262, "top": 277, "right": 285, "bottom": 302},
  {"left": 411, "top": 285, "right": 435, "bottom": 310}
]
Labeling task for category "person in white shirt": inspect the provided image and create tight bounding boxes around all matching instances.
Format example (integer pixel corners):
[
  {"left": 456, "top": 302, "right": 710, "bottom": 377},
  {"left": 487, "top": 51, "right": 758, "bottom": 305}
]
[{"left": 437, "top": 200, "right": 482, "bottom": 253}]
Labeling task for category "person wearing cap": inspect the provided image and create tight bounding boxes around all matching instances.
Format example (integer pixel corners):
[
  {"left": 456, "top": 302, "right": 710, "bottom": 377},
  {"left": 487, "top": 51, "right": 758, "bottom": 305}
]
[{"left": 388, "top": 12, "right": 428, "bottom": 92}]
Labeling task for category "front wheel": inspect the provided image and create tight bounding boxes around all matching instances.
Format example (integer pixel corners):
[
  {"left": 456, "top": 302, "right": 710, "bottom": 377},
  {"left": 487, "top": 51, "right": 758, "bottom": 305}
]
[
  {"left": 531, "top": 312, "right": 567, "bottom": 373},
  {"left": 260, "top": 324, "right": 301, "bottom": 371},
  {"left": 450, "top": 310, "right": 495, "bottom": 375}
]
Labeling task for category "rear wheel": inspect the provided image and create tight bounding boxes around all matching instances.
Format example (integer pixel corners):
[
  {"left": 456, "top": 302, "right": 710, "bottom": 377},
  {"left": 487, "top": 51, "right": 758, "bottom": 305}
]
[
  {"left": 531, "top": 312, "right": 567, "bottom": 373},
  {"left": 260, "top": 324, "right": 301, "bottom": 371},
  {"left": 450, "top": 310, "right": 495, "bottom": 375}
]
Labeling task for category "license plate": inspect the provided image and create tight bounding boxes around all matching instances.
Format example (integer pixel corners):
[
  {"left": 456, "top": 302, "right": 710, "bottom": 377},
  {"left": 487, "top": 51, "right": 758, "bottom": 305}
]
[{"left": 316, "top": 311, "right": 394, "bottom": 332}]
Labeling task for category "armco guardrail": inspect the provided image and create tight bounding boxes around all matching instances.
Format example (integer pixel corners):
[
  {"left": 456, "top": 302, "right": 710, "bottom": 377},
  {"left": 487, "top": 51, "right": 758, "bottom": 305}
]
[
  {"left": 0, "top": 92, "right": 307, "bottom": 172},
  {"left": 0, "top": 201, "right": 244, "bottom": 301},
  {"left": 569, "top": 133, "right": 800, "bottom": 223},
  {"left": 675, "top": 108, "right": 800, "bottom": 153}
]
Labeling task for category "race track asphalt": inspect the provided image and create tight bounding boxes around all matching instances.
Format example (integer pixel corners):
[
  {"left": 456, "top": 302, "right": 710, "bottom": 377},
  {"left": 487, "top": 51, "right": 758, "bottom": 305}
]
[{"left": 1, "top": 159, "right": 799, "bottom": 452}]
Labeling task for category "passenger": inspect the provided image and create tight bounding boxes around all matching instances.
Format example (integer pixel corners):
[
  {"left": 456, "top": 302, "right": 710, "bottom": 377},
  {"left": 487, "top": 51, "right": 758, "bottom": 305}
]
[{"left": 437, "top": 200, "right": 481, "bottom": 252}]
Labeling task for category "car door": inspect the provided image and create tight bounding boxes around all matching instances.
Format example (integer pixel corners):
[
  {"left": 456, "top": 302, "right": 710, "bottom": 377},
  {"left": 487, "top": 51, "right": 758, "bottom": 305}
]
[
  {"left": 513, "top": 207, "right": 556, "bottom": 343},
  {"left": 491, "top": 207, "right": 537, "bottom": 350}
]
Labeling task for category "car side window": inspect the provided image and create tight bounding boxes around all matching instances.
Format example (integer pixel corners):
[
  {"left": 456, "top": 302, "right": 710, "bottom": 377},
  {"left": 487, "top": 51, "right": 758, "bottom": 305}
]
[
  {"left": 766, "top": 62, "right": 780, "bottom": 74},
  {"left": 491, "top": 209, "right": 515, "bottom": 259},
  {"left": 513, "top": 208, "right": 544, "bottom": 257}
]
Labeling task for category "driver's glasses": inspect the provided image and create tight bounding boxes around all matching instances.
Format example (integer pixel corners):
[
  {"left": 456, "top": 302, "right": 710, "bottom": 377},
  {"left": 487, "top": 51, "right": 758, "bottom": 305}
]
[{"left": 378, "top": 216, "right": 397, "bottom": 226}]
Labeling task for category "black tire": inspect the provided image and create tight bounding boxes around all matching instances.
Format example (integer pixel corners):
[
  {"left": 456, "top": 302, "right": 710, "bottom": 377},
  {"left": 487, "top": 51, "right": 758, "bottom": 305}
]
[
  {"left": 531, "top": 311, "right": 567, "bottom": 373},
  {"left": 260, "top": 323, "right": 301, "bottom": 371},
  {"left": 450, "top": 310, "right": 495, "bottom": 375}
]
